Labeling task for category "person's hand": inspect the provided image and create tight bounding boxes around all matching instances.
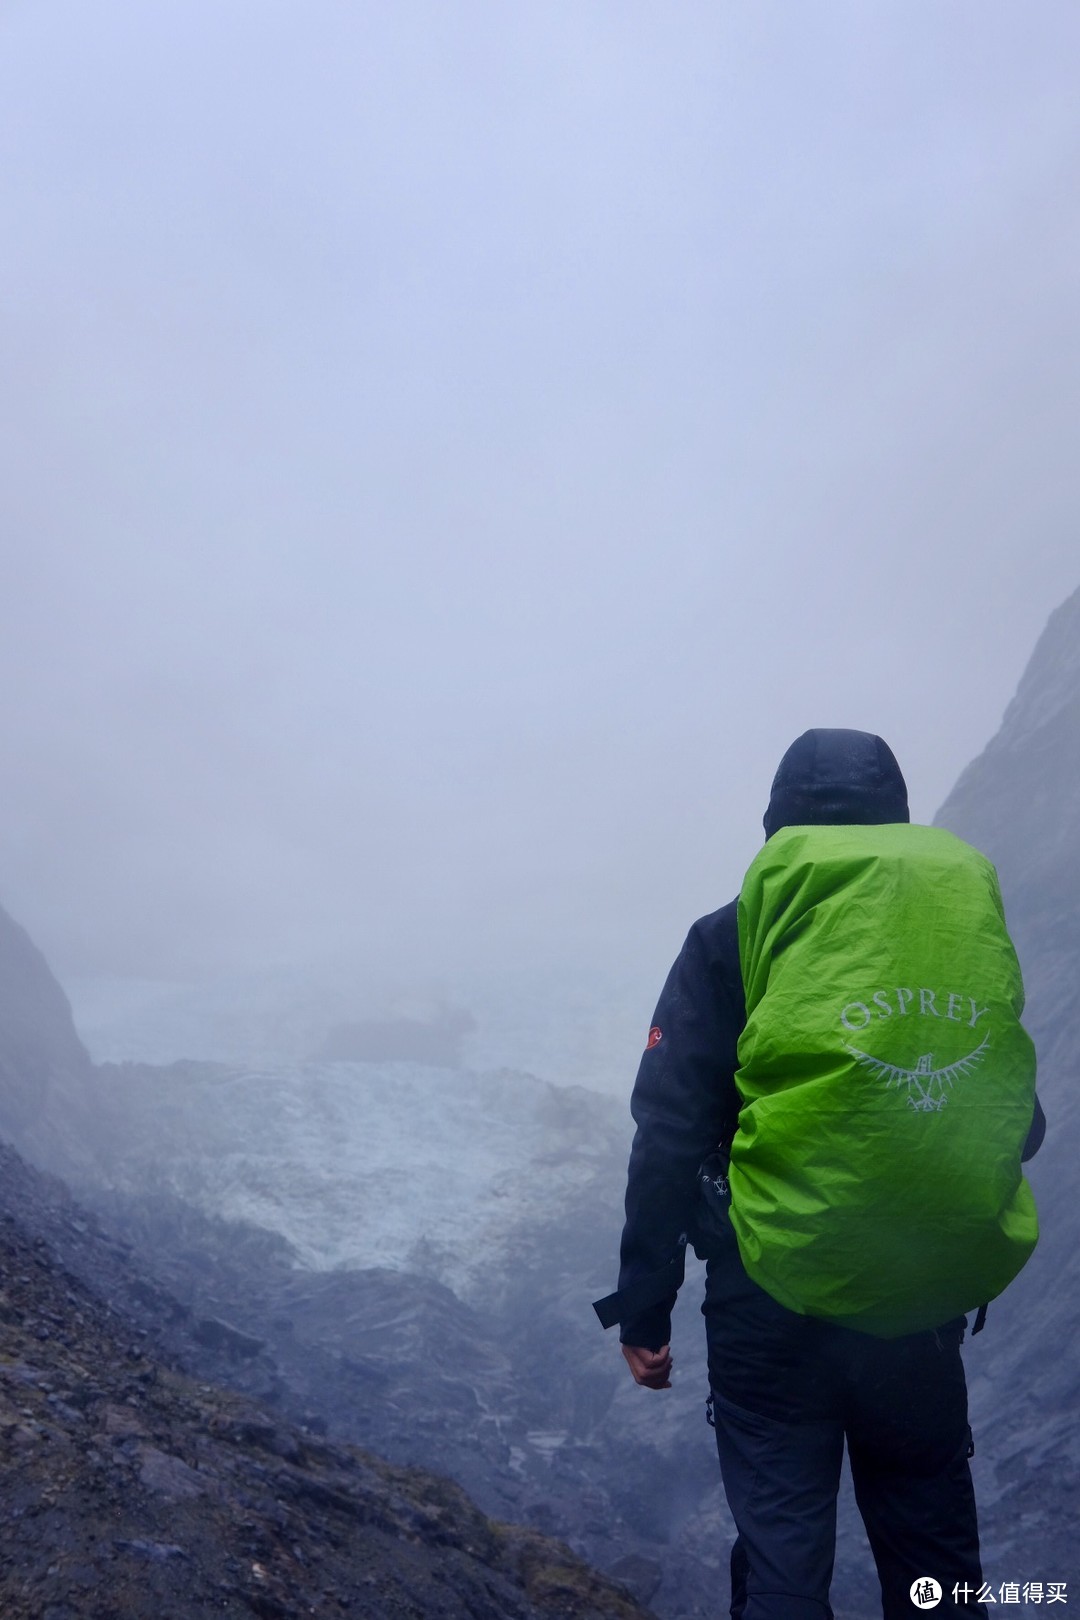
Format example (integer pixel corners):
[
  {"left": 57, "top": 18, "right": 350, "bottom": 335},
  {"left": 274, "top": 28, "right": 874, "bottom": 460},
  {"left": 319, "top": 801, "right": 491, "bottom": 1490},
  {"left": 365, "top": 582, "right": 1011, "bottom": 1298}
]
[{"left": 621, "top": 1343, "right": 672, "bottom": 1390}]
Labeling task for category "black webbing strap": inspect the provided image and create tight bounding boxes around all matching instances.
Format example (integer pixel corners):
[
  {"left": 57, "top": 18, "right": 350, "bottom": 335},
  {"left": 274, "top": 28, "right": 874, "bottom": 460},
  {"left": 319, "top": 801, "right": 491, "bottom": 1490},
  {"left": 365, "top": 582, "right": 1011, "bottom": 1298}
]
[
  {"left": 592, "top": 1236, "right": 687, "bottom": 1331},
  {"left": 972, "top": 1302, "right": 989, "bottom": 1335}
]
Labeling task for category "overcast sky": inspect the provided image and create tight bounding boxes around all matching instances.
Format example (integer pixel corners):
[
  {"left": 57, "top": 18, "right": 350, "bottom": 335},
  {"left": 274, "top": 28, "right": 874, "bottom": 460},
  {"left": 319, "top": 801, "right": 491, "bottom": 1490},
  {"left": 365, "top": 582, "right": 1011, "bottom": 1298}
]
[{"left": 1, "top": 1, "right": 1078, "bottom": 996}]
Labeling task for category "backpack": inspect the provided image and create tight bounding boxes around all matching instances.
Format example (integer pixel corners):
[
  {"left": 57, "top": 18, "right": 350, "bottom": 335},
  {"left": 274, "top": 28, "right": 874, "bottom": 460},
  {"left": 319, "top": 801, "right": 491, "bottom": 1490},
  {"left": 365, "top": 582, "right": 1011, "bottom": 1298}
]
[{"left": 729, "top": 822, "right": 1038, "bottom": 1337}]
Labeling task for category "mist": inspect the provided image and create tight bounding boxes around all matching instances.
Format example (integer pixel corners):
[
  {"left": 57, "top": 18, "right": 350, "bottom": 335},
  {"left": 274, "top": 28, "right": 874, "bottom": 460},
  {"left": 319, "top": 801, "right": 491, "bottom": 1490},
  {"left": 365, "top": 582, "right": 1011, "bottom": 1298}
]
[{"left": 2, "top": 1, "right": 1078, "bottom": 1017}]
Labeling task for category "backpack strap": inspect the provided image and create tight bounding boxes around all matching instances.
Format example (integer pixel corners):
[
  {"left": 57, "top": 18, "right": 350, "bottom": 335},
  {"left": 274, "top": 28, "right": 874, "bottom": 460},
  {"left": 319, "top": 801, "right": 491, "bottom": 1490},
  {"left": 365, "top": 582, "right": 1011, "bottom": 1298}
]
[{"left": 972, "top": 1302, "right": 989, "bottom": 1335}]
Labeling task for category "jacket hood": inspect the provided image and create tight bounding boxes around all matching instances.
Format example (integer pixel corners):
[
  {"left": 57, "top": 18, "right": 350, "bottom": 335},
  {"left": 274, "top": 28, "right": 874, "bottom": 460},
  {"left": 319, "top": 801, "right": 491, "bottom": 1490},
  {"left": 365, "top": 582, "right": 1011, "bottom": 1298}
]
[{"left": 763, "top": 728, "right": 909, "bottom": 839}]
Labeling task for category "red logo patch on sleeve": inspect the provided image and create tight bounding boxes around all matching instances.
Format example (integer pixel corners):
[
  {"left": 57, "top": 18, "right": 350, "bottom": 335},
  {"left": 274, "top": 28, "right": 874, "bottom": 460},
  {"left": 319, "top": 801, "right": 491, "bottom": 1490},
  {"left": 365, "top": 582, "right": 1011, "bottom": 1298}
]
[{"left": 646, "top": 1026, "right": 662, "bottom": 1050}]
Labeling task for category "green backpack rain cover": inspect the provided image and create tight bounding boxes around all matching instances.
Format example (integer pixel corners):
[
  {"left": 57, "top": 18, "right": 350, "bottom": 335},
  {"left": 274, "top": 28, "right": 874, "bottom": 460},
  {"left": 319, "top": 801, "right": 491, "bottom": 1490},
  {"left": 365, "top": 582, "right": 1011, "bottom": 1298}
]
[{"left": 730, "top": 822, "right": 1038, "bottom": 1337}]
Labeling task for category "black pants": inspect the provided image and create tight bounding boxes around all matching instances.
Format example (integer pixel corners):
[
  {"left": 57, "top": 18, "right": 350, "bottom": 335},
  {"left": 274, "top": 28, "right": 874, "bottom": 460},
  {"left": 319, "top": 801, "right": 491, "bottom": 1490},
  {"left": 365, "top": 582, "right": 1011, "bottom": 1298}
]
[{"left": 702, "top": 1238, "right": 988, "bottom": 1620}]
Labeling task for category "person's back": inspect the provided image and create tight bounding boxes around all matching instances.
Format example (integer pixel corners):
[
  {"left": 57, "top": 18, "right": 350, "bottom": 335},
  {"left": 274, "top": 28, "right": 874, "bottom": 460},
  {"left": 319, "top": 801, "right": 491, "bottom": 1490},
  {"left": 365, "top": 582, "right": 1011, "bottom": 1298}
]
[{"left": 599, "top": 728, "right": 1045, "bottom": 1620}]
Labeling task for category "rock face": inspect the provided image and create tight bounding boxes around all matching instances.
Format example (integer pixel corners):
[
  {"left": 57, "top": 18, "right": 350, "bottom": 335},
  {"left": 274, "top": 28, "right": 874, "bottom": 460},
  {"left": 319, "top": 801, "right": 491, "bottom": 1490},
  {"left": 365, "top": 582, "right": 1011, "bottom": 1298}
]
[
  {"left": 937, "top": 582, "right": 1080, "bottom": 983},
  {"left": 0, "top": 902, "right": 93, "bottom": 1172},
  {"left": 936, "top": 582, "right": 1080, "bottom": 1579}
]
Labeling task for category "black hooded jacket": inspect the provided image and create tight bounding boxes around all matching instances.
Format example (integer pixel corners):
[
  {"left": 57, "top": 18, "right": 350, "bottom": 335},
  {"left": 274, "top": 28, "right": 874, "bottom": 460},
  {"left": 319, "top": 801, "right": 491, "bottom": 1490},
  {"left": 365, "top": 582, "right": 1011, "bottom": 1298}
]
[{"left": 615, "top": 729, "right": 1044, "bottom": 1349}]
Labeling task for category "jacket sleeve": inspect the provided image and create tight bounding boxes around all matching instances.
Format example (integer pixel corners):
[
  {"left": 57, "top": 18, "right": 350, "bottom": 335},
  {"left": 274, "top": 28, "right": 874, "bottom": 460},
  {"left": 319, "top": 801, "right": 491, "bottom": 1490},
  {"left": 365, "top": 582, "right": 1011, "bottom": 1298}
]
[{"left": 617, "top": 903, "right": 745, "bottom": 1349}]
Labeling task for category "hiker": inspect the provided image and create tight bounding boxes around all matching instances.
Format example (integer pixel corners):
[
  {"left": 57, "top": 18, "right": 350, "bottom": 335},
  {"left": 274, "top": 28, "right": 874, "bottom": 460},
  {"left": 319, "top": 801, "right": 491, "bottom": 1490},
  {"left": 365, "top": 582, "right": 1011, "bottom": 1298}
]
[{"left": 599, "top": 729, "right": 1045, "bottom": 1620}]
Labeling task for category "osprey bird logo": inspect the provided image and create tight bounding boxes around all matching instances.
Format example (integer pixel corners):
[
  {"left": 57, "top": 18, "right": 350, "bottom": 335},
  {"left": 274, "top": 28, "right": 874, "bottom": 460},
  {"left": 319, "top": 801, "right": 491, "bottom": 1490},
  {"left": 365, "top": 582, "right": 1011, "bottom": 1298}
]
[{"left": 846, "top": 1033, "right": 991, "bottom": 1111}]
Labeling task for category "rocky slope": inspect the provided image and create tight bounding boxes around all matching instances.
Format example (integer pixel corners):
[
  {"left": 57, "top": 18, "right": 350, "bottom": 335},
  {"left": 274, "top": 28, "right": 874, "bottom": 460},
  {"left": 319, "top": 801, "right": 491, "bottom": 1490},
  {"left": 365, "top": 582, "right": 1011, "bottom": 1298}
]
[
  {"left": 0, "top": 911, "right": 736, "bottom": 1617},
  {"left": 71, "top": 1149, "right": 732, "bottom": 1617},
  {"left": 0, "top": 1138, "right": 653, "bottom": 1620}
]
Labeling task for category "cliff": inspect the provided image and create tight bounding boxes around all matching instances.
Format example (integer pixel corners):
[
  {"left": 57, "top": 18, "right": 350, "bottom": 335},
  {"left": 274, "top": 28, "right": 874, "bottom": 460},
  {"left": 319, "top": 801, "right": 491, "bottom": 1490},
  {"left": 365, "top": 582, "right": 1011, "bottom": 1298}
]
[
  {"left": 936, "top": 581, "right": 1080, "bottom": 1576},
  {"left": 0, "top": 901, "right": 95, "bottom": 1173}
]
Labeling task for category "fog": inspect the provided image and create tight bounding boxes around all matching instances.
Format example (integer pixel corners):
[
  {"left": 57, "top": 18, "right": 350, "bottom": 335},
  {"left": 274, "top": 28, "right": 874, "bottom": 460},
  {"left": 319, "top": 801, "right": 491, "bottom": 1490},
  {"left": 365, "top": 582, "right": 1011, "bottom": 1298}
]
[{"left": 2, "top": 1, "right": 1078, "bottom": 1016}]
